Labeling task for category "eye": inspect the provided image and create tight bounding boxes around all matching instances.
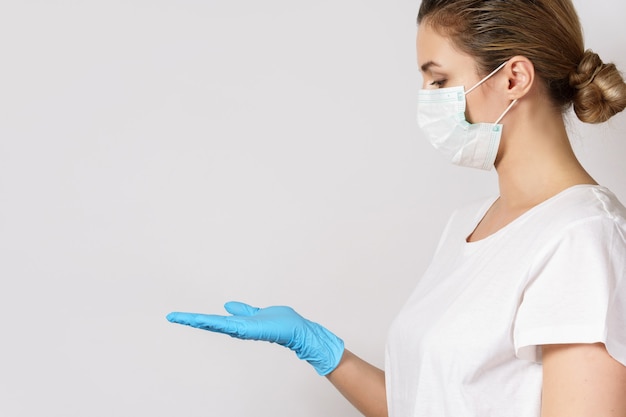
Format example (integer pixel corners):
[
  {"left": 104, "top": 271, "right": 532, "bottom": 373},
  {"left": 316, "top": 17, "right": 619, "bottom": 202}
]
[{"left": 429, "top": 79, "right": 447, "bottom": 88}]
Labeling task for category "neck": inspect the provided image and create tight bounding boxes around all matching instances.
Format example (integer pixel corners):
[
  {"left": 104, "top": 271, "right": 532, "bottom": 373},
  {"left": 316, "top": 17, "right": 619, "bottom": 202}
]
[{"left": 493, "top": 103, "right": 596, "bottom": 210}]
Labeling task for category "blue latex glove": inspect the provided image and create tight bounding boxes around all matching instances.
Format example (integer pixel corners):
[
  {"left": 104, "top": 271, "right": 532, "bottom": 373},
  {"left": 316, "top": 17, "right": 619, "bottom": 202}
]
[{"left": 166, "top": 301, "right": 345, "bottom": 376}]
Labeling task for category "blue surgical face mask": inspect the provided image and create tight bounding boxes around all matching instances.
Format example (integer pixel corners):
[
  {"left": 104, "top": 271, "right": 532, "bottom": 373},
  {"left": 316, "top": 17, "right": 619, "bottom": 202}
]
[{"left": 416, "top": 61, "right": 517, "bottom": 170}]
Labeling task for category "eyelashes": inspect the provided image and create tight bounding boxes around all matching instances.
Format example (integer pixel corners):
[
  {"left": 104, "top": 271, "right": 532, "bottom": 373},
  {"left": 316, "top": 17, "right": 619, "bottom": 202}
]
[{"left": 429, "top": 79, "right": 447, "bottom": 87}]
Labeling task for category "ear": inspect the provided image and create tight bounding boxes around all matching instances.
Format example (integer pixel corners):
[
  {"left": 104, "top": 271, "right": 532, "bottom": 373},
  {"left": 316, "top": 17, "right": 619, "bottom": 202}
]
[{"left": 504, "top": 56, "right": 535, "bottom": 100}]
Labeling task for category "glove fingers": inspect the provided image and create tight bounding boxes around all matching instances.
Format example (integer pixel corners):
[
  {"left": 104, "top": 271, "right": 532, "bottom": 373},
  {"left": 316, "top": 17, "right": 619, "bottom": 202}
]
[
  {"left": 223, "top": 301, "right": 259, "bottom": 317},
  {"left": 166, "top": 312, "right": 195, "bottom": 326},
  {"left": 167, "top": 312, "right": 234, "bottom": 333}
]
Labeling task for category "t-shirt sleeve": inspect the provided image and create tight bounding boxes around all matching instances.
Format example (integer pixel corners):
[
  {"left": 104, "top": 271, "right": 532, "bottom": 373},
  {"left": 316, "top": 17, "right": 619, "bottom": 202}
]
[{"left": 513, "top": 217, "right": 626, "bottom": 366}]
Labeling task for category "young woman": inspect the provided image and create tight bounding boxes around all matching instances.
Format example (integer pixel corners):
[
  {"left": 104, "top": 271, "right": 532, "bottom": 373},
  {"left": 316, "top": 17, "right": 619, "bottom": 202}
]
[{"left": 167, "top": 1, "right": 626, "bottom": 416}]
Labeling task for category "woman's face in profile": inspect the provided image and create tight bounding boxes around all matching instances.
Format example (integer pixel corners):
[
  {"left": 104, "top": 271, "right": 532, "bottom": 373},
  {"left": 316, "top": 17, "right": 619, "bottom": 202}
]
[{"left": 416, "top": 23, "right": 508, "bottom": 125}]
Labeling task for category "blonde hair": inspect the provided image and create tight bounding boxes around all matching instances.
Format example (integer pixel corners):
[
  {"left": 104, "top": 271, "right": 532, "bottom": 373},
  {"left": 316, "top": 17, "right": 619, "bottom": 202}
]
[{"left": 417, "top": 0, "right": 626, "bottom": 123}]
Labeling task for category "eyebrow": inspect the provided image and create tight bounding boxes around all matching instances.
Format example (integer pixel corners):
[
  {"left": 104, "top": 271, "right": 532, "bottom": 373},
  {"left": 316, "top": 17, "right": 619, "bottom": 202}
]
[{"left": 420, "top": 60, "right": 441, "bottom": 73}]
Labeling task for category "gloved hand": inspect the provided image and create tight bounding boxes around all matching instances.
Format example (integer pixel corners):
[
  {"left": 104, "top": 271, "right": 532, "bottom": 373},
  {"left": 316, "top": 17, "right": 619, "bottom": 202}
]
[{"left": 166, "top": 301, "right": 345, "bottom": 376}]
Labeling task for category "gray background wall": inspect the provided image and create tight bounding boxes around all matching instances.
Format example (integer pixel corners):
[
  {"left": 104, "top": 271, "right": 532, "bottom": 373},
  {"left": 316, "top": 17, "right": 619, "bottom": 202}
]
[{"left": 1, "top": 1, "right": 624, "bottom": 416}]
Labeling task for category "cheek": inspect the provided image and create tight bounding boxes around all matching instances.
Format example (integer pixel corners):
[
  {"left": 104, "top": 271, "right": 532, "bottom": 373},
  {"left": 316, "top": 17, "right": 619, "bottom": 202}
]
[
  {"left": 465, "top": 91, "right": 501, "bottom": 123},
  {"left": 464, "top": 94, "right": 483, "bottom": 123}
]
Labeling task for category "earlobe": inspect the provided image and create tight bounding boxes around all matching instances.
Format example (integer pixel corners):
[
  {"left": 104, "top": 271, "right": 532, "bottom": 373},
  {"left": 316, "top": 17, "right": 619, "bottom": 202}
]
[{"left": 506, "top": 56, "right": 535, "bottom": 99}]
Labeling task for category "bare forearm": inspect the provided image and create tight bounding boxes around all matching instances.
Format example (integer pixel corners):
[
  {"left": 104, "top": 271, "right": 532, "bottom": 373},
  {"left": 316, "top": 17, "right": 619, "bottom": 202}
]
[{"left": 326, "top": 349, "right": 388, "bottom": 417}]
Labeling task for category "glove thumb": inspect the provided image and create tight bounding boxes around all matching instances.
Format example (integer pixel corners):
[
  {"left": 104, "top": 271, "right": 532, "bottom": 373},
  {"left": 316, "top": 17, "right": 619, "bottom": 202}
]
[{"left": 224, "top": 301, "right": 259, "bottom": 317}]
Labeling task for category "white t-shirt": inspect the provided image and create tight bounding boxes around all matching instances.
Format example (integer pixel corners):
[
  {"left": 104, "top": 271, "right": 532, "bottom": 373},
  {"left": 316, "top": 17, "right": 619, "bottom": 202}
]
[{"left": 385, "top": 184, "right": 626, "bottom": 417}]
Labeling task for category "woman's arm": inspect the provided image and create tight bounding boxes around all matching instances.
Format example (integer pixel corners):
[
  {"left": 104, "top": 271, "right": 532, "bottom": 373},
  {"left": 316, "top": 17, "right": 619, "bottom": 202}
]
[
  {"left": 167, "top": 302, "right": 388, "bottom": 416},
  {"left": 326, "top": 349, "right": 388, "bottom": 417},
  {"left": 541, "top": 342, "right": 626, "bottom": 417}
]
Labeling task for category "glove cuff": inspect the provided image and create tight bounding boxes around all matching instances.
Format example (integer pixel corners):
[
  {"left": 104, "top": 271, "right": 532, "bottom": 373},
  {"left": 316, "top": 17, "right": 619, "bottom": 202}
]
[{"left": 293, "top": 320, "right": 345, "bottom": 376}]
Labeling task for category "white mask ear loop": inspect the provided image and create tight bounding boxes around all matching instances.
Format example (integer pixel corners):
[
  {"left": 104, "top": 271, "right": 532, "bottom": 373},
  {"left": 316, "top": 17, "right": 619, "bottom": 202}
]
[
  {"left": 465, "top": 61, "right": 509, "bottom": 95},
  {"left": 462, "top": 60, "right": 517, "bottom": 125},
  {"left": 494, "top": 99, "right": 518, "bottom": 124}
]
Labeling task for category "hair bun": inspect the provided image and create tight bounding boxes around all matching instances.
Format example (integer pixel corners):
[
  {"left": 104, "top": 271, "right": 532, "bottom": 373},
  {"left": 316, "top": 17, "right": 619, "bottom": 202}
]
[{"left": 570, "top": 50, "right": 626, "bottom": 123}]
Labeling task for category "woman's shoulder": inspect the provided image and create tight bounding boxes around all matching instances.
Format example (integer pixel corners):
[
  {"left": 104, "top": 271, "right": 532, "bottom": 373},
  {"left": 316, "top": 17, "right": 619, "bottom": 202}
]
[
  {"left": 524, "top": 185, "right": 626, "bottom": 257},
  {"left": 538, "top": 184, "right": 626, "bottom": 226}
]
